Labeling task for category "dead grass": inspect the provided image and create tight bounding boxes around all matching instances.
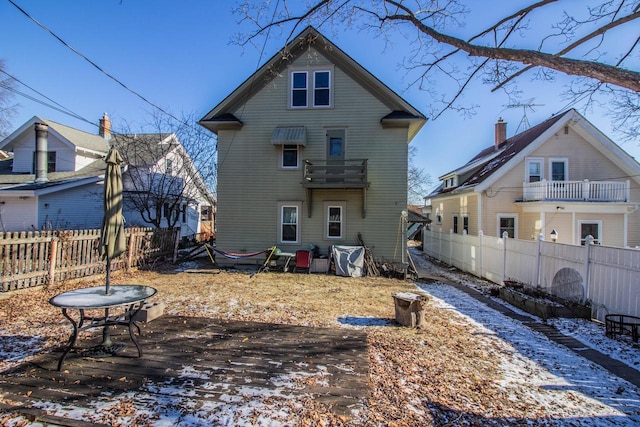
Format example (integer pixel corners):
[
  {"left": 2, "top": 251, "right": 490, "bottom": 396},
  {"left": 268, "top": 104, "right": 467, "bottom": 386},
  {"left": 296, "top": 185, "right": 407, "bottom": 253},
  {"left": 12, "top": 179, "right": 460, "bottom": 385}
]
[{"left": 0, "top": 260, "right": 541, "bottom": 425}]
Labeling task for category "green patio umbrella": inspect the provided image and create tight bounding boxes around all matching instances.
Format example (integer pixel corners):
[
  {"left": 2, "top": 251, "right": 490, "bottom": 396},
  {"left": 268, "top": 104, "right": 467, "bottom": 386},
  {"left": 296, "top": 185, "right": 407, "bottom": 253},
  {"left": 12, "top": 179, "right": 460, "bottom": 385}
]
[{"left": 98, "top": 147, "right": 126, "bottom": 296}]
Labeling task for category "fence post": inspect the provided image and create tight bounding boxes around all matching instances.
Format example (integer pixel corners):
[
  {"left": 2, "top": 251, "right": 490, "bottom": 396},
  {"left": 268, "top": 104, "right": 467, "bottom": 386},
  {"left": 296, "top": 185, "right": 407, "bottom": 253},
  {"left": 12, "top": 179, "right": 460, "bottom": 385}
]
[
  {"left": 126, "top": 232, "right": 135, "bottom": 271},
  {"left": 583, "top": 235, "right": 593, "bottom": 304},
  {"left": 48, "top": 238, "right": 58, "bottom": 285},
  {"left": 502, "top": 231, "right": 508, "bottom": 284},
  {"left": 536, "top": 232, "right": 544, "bottom": 289},
  {"left": 172, "top": 228, "right": 181, "bottom": 263},
  {"left": 449, "top": 229, "right": 453, "bottom": 266}
]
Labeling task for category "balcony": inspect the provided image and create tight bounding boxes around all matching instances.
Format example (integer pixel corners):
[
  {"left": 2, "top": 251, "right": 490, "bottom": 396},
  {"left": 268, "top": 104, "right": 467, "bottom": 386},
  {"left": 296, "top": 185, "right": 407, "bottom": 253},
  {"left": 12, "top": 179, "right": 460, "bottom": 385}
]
[
  {"left": 522, "top": 179, "right": 629, "bottom": 202},
  {"left": 302, "top": 159, "right": 368, "bottom": 188},
  {"left": 302, "top": 159, "right": 369, "bottom": 217}
]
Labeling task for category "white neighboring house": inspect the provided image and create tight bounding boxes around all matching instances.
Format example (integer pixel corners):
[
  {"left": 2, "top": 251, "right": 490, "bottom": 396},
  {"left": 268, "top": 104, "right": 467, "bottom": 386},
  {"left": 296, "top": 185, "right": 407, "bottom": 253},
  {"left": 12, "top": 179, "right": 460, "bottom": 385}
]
[
  {"left": 111, "top": 132, "right": 216, "bottom": 238},
  {"left": 0, "top": 115, "right": 215, "bottom": 237}
]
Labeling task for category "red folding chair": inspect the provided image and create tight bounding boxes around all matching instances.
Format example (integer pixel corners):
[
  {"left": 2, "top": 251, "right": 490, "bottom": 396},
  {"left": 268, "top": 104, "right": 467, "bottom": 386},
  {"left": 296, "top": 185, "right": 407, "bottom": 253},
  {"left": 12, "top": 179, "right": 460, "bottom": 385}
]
[{"left": 294, "top": 250, "right": 312, "bottom": 273}]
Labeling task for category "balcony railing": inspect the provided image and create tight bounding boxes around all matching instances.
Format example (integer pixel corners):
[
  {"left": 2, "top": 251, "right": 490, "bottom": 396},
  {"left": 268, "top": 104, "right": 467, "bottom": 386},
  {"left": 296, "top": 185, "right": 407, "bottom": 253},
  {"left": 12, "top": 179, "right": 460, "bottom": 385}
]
[
  {"left": 522, "top": 179, "right": 629, "bottom": 202},
  {"left": 302, "top": 159, "right": 368, "bottom": 189}
]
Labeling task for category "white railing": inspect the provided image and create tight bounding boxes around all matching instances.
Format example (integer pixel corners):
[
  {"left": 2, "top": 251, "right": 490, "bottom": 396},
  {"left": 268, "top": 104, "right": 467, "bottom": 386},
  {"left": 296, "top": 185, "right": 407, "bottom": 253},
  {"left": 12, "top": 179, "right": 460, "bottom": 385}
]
[
  {"left": 423, "top": 228, "right": 640, "bottom": 321},
  {"left": 522, "top": 179, "right": 629, "bottom": 202}
]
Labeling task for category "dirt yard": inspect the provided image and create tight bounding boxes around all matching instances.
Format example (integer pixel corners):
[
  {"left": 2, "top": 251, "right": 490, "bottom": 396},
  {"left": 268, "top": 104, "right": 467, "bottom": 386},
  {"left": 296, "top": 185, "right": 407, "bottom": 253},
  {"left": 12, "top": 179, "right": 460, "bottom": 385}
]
[{"left": 0, "top": 255, "right": 635, "bottom": 426}]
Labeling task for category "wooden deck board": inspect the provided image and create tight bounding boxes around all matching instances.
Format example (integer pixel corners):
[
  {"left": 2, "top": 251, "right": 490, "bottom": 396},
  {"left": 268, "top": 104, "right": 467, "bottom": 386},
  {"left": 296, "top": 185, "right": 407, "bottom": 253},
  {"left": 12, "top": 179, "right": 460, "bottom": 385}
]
[{"left": 0, "top": 316, "right": 370, "bottom": 422}]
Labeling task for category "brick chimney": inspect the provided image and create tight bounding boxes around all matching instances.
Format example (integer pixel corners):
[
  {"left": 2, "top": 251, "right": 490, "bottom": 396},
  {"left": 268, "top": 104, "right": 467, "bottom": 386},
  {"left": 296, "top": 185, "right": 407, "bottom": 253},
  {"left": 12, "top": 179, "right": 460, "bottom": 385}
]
[
  {"left": 494, "top": 118, "right": 506, "bottom": 150},
  {"left": 99, "top": 112, "right": 111, "bottom": 139},
  {"left": 34, "top": 122, "right": 49, "bottom": 183}
]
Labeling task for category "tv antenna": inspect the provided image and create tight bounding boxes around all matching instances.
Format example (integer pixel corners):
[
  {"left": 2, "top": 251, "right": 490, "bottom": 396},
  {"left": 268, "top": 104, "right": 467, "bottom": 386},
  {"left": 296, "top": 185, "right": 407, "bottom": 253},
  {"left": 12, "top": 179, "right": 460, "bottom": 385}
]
[{"left": 505, "top": 101, "right": 544, "bottom": 133}]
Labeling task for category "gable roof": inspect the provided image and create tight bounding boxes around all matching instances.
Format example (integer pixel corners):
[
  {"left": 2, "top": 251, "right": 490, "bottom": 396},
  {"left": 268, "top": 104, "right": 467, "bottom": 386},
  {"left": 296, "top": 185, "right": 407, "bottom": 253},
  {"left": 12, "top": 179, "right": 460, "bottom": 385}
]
[
  {"left": 199, "top": 26, "right": 426, "bottom": 141},
  {"left": 0, "top": 116, "right": 110, "bottom": 155},
  {"left": 429, "top": 109, "right": 640, "bottom": 197},
  {"left": 111, "top": 133, "right": 176, "bottom": 165}
]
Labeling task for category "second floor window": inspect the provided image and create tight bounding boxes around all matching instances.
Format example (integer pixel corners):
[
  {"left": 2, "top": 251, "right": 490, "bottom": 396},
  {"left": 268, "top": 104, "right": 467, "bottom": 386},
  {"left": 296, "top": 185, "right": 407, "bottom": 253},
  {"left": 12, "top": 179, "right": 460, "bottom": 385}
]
[
  {"left": 550, "top": 159, "right": 567, "bottom": 181},
  {"left": 32, "top": 151, "right": 56, "bottom": 173},
  {"left": 526, "top": 159, "right": 542, "bottom": 183},
  {"left": 282, "top": 145, "right": 299, "bottom": 168},
  {"left": 166, "top": 159, "right": 173, "bottom": 175}
]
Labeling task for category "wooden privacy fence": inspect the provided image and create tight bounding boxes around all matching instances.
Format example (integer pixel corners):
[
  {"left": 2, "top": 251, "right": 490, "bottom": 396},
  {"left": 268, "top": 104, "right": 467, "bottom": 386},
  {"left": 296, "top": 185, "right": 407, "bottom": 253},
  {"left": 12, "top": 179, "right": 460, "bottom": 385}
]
[
  {"left": 423, "top": 229, "right": 640, "bottom": 322},
  {"left": 0, "top": 227, "right": 179, "bottom": 292}
]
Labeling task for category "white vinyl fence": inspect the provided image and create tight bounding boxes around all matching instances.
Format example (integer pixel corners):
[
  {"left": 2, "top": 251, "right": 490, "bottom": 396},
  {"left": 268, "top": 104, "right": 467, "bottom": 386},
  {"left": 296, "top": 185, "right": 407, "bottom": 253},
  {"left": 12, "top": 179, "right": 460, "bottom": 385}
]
[{"left": 423, "top": 229, "right": 640, "bottom": 322}]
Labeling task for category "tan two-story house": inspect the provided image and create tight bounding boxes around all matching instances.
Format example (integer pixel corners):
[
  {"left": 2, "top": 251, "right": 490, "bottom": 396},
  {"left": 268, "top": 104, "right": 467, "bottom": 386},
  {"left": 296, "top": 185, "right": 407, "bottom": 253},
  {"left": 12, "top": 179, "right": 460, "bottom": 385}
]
[
  {"left": 199, "top": 26, "right": 426, "bottom": 262},
  {"left": 427, "top": 109, "right": 640, "bottom": 247}
]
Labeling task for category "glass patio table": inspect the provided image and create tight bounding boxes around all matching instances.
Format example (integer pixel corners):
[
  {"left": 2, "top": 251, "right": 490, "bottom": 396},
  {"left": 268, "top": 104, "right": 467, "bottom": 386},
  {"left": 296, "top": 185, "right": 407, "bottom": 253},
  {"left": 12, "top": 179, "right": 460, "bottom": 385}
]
[{"left": 49, "top": 285, "right": 157, "bottom": 370}]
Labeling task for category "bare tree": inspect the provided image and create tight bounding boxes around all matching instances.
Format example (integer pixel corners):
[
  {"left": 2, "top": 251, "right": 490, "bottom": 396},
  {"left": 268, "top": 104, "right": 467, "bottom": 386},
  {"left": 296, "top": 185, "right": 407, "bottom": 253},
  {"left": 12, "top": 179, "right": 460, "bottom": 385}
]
[
  {"left": 113, "top": 111, "right": 217, "bottom": 230},
  {"left": 233, "top": 0, "right": 640, "bottom": 139},
  {"left": 408, "top": 145, "right": 433, "bottom": 204},
  {"left": 0, "top": 60, "right": 19, "bottom": 138}
]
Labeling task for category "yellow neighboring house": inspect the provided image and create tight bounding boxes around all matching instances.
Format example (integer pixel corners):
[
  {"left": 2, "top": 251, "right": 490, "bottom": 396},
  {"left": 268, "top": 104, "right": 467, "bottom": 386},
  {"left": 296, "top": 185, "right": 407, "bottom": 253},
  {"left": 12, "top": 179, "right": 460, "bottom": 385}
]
[{"left": 427, "top": 109, "right": 640, "bottom": 247}]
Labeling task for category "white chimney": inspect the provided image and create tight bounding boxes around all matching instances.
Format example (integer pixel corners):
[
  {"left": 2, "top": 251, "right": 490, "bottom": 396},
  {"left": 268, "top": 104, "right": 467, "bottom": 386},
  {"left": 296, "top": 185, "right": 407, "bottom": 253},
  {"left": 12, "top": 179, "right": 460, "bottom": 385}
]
[{"left": 34, "top": 122, "right": 49, "bottom": 183}]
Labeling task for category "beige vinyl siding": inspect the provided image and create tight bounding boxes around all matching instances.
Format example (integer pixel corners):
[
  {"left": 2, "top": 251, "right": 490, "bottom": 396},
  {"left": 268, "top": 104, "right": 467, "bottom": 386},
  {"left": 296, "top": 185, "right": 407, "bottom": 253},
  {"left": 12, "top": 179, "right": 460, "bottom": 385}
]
[
  {"left": 544, "top": 213, "right": 573, "bottom": 244},
  {"left": 627, "top": 187, "right": 640, "bottom": 247},
  {"left": 519, "top": 211, "right": 540, "bottom": 240},
  {"left": 481, "top": 162, "right": 523, "bottom": 237},
  {"left": 215, "top": 47, "right": 410, "bottom": 260},
  {"left": 529, "top": 128, "right": 623, "bottom": 181}
]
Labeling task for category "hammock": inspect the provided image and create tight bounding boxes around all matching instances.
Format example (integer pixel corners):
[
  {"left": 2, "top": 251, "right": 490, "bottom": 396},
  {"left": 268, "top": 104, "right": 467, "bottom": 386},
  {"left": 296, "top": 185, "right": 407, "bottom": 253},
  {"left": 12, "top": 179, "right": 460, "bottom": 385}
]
[{"left": 205, "top": 244, "right": 269, "bottom": 260}]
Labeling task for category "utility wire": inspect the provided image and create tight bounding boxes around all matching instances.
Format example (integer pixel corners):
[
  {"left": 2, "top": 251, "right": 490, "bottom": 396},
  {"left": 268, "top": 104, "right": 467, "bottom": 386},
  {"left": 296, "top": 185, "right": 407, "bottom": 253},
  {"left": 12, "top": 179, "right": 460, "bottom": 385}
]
[
  {"left": 7, "top": 0, "right": 196, "bottom": 132},
  {"left": 0, "top": 69, "right": 93, "bottom": 126}
]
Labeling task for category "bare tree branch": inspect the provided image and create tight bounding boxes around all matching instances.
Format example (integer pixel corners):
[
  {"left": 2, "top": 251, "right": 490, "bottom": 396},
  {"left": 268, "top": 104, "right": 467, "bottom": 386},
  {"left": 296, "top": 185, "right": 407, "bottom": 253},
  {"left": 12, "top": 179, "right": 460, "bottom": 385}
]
[{"left": 234, "top": 0, "right": 640, "bottom": 139}]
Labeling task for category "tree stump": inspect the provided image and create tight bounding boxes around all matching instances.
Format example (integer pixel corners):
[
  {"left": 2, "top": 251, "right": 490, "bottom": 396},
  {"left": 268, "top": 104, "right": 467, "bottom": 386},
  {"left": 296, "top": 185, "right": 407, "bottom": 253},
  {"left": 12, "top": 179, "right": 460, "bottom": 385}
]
[{"left": 392, "top": 292, "right": 427, "bottom": 328}]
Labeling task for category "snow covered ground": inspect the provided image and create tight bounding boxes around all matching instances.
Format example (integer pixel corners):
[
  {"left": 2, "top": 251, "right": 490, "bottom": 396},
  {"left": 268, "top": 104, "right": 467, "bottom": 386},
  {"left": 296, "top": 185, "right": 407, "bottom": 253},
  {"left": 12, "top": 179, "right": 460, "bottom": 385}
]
[{"left": 411, "top": 251, "right": 640, "bottom": 425}]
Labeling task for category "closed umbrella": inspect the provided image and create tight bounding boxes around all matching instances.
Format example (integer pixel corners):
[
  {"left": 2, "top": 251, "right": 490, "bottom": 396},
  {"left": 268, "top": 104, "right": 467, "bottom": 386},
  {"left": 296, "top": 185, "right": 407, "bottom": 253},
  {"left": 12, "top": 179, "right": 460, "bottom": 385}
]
[
  {"left": 98, "top": 147, "right": 126, "bottom": 295},
  {"left": 97, "top": 147, "right": 126, "bottom": 351}
]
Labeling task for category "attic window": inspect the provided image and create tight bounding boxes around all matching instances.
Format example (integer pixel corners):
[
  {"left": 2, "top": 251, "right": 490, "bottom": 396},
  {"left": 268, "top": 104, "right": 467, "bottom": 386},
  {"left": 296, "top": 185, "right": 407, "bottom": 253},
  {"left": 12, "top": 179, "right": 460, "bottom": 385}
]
[
  {"left": 443, "top": 176, "right": 457, "bottom": 189},
  {"left": 290, "top": 68, "right": 333, "bottom": 109}
]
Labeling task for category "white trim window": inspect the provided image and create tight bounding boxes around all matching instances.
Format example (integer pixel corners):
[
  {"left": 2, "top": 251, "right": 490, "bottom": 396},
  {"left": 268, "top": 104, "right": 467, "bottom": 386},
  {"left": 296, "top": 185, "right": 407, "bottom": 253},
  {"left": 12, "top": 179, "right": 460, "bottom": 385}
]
[
  {"left": 549, "top": 158, "right": 568, "bottom": 181},
  {"left": 498, "top": 214, "right": 517, "bottom": 238},
  {"left": 579, "top": 220, "right": 601, "bottom": 245},
  {"left": 291, "top": 71, "right": 308, "bottom": 107},
  {"left": 452, "top": 214, "right": 459, "bottom": 234},
  {"left": 326, "top": 203, "right": 344, "bottom": 239},
  {"left": 525, "top": 158, "right": 543, "bottom": 183},
  {"left": 313, "top": 71, "right": 331, "bottom": 107},
  {"left": 280, "top": 204, "right": 299, "bottom": 244},
  {"left": 281, "top": 144, "right": 299, "bottom": 169},
  {"left": 290, "top": 69, "right": 332, "bottom": 108}
]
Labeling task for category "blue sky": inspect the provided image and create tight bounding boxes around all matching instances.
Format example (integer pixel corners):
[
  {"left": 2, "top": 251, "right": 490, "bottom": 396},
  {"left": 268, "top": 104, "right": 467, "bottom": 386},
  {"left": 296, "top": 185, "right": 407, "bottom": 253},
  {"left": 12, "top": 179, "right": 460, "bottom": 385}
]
[{"left": 2, "top": 0, "right": 639, "bottom": 190}]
